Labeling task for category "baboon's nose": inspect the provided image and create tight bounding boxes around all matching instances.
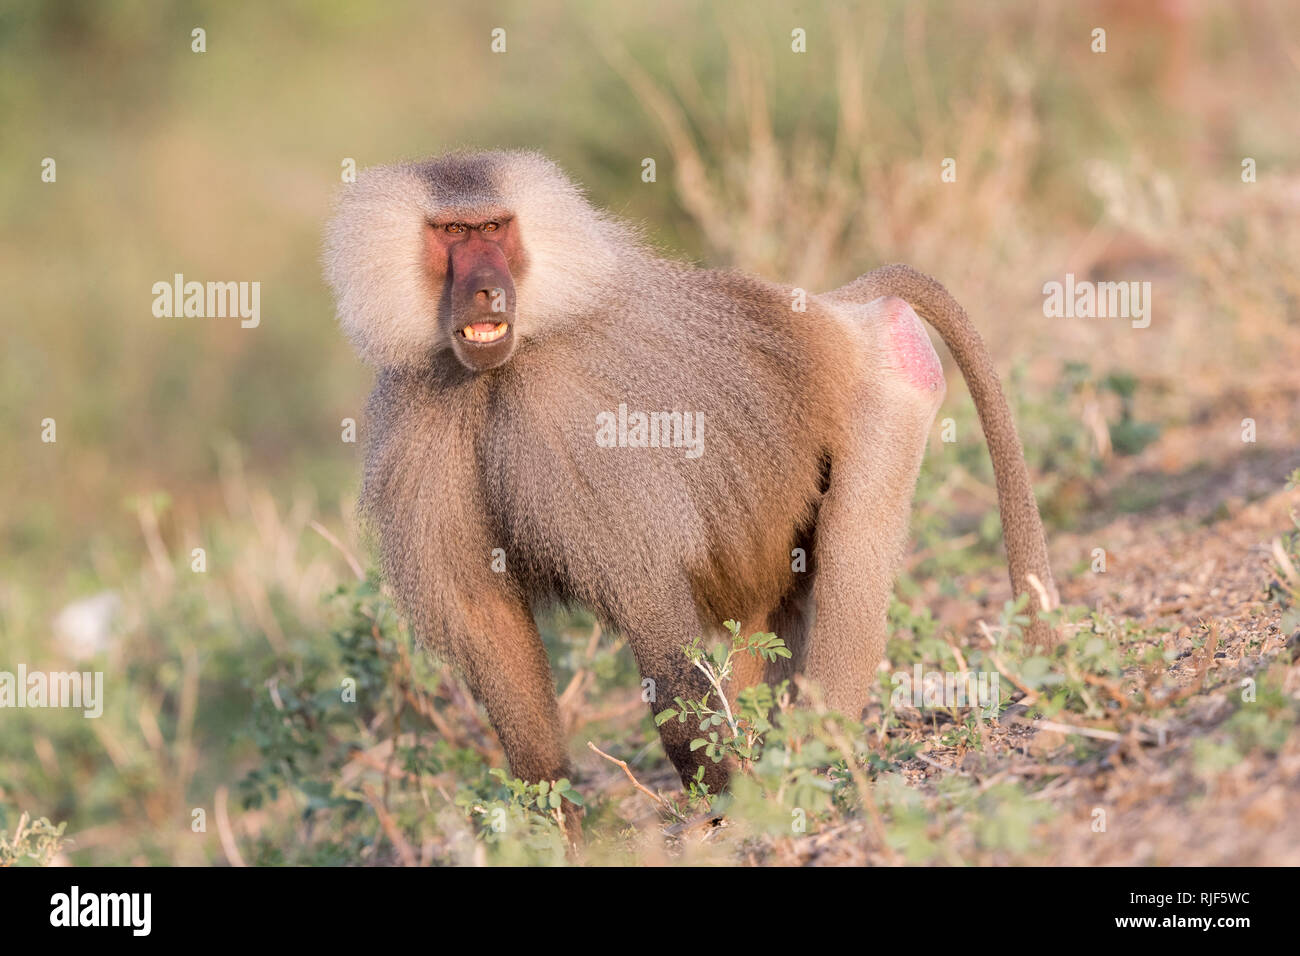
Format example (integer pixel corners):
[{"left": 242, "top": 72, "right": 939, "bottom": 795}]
[
  {"left": 467, "top": 286, "right": 506, "bottom": 315},
  {"left": 448, "top": 240, "right": 516, "bottom": 321}
]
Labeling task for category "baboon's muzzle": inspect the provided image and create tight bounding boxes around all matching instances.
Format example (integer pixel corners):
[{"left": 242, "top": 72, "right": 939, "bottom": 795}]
[{"left": 447, "top": 239, "right": 516, "bottom": 369}]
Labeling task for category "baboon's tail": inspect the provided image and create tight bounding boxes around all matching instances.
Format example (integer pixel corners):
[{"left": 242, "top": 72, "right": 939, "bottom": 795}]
[{"left": 830, "top": 263, "right": 1059, "bottom": 643}]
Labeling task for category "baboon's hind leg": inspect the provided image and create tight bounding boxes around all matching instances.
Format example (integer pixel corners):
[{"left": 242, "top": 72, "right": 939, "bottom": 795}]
[
  {"left": 803, "top": 296, "right": 945, "bottom": 715},
  {"left": 618, "top": 587, "right": 732, "bottom": 794}
]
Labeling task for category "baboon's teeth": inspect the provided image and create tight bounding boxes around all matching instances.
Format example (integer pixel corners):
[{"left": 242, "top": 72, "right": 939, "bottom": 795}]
[{"left": 462, "top": 322, "right": 509, "bottom": 343}]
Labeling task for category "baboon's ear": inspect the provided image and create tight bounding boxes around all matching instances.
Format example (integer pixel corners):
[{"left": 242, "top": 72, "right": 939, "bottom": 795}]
[{"left": 323, "top": 165, "right": 440, "bottom": 368}]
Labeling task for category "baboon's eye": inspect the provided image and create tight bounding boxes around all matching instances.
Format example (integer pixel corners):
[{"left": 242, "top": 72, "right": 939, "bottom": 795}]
[
  {"left": 445, "top": 223, "right": 467, "bottom": 235},
  {"left": 480, "top": 221, "right": 499, "bottom": 233}
]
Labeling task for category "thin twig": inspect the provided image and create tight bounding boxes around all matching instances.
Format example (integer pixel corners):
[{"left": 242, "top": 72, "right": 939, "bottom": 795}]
[
  {"left": 822, "top": 716, "right": 899, "bottom": 865},
  {"left": 214, "top": 785, "right": 246, "bottom": 868},
  {"left": 1025, "top": 572, "right": 1054, "bottom": 612},
  {"left": 984, "top": 645, "right": 1041, "bottom": 704},
  {"left": 1031, "top": 718, "right": 1124, "bottom": 742},
  {"left": 691, "top": 655, "right": 739, "bottom": 737},
  {"left": 309, "top": 520, "right": 365, "bottom": 580},
  {"left": 362, "top": 783, "right": 417, "bottom": 866},
  {"left": 586, "top": 741, "right": 683, "bottom": 820},
  {"left": 914, "top": 750, "right": 971, "bottom": 776},
  {"left": 558, "top": 621, "right": 603, "bottom": 723},
  {"left": 663, "top": 811, "right": 725, "bottom": 837}
]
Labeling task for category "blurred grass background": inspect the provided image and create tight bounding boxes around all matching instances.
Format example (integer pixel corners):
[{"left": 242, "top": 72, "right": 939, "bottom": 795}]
[{"left": 1, "top": 0, "right": 1298, "bottom": 863}]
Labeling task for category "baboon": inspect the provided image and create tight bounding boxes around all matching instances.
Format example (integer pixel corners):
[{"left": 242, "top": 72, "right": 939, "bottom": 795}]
[{"left": 323, "top": 150, "right": 1057, "bottom": 795}]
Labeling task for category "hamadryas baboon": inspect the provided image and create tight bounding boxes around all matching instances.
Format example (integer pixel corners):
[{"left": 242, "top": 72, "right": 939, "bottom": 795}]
[{"left": 323, "top": 150, "right": 1057, "bottom": 795}]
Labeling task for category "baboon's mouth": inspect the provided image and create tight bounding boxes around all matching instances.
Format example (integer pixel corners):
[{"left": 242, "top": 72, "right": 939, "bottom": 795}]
[{"left": 461, "top": 321, "right": 510, "bottom": 344}]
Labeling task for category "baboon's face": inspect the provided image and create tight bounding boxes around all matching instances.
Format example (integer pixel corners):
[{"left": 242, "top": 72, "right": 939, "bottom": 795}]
[
  {"left": 424, "top": 213, "right": 525, "bottom": 371},
  {"left": 325, "top": 151, "right": 626, "bottom": 370}
]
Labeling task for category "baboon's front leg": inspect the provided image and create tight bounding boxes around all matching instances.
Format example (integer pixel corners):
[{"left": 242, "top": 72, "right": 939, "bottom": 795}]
[
  {"left": 803, "top": 297, "right": 945, "bottom": 714},
  {"left": 452, "top": 590, "right": 571, "bottom": 785}
]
